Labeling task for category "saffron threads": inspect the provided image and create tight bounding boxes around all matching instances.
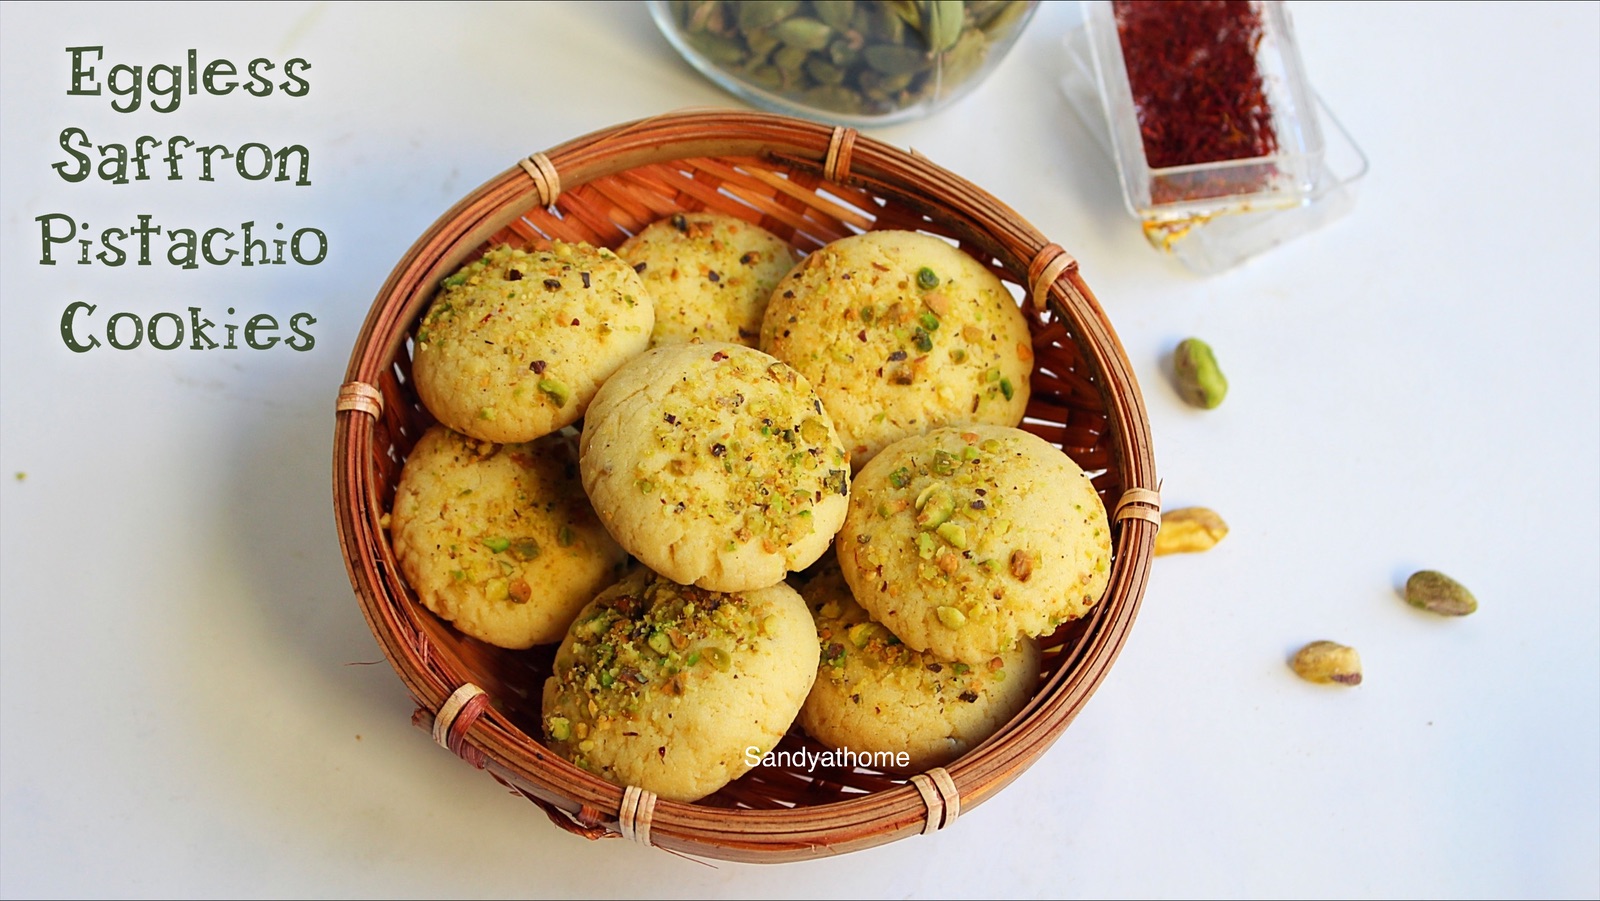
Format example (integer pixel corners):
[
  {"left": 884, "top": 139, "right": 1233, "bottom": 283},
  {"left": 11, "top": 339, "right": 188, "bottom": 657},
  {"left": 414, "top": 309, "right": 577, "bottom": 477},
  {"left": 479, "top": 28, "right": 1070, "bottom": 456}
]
[{"left": 1114, "top": 0, "right": 1279, "bottom": 202}]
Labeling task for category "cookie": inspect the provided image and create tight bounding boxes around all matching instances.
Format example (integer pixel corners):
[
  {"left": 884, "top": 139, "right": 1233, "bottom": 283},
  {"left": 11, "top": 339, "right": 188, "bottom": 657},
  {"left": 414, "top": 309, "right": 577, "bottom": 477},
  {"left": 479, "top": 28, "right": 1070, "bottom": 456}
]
[
  {"left": 411, "top": 242, "right": 654, "bottom": 443},
  {"left": 579, "top": 341, "right": 851, "bottom": 592},
  {"left": 541, "top": 569, "right": 819, "bottom": 802},
  {"left": 388, "top": 424, "right": 631, "bottom": 649},
  {"left": 616, "top": 211, "right": 798, "bottom": 348},
  {"left": 759, "top": 229, "right": 1033, "bottom": 468},
  {"left": 836, "top": 424, "right": 1111, "bottom": 664},
  {"left": 798, "top": 560, "right": 1040, "bottom": 772}
]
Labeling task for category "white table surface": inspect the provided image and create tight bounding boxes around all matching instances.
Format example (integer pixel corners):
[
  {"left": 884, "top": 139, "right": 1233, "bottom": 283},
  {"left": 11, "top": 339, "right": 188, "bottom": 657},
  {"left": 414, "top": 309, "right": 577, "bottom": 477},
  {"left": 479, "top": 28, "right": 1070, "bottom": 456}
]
[{"left": 2, "top": 2, "right": 1596, "bottom": 898}]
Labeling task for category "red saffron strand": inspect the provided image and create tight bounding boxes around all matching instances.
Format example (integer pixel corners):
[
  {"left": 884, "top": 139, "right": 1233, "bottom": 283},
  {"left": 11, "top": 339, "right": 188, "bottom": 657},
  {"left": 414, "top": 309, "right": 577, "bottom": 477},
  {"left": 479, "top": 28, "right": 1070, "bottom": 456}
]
[{"left": 1113, "top": 0, "right": 1279, "bottom": 170}]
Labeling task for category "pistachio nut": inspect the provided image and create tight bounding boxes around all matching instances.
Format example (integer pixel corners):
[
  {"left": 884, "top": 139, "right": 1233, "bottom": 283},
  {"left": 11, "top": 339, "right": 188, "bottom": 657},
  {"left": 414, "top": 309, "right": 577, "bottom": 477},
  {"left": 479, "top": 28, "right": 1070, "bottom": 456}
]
[
  {"left": 1290, "top": 640, "right": 1363, "bottom": 686},
  {"left": 1154, "top": 506, "right": 1229, "bottom": 556},
  {"left": 1172, "top": 337, "right": 1227, "bottom": 409},
  {"left": 1404, "top": 570, "right": 1478, "bottom": 617}
]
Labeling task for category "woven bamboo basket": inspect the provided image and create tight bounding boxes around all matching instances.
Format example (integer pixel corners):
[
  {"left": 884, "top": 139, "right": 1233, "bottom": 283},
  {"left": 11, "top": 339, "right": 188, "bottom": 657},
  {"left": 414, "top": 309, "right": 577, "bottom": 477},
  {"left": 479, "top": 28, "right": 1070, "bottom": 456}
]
[{"left": 333, "top": 109, "right": 1159, "bottom": 863}]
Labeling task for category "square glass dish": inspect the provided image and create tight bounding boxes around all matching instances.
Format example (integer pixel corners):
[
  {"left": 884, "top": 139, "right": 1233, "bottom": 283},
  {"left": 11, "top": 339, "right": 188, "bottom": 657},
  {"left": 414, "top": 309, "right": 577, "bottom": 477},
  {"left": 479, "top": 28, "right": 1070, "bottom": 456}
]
[{"left": 1065, "top": 0, "right": 1366, "bottom": 273}]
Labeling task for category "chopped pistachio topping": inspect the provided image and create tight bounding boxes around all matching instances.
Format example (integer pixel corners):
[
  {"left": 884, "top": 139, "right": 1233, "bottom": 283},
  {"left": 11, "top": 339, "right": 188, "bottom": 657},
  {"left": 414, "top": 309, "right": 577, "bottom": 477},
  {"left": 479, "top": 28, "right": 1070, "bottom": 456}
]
[
  {"left": 936, "top": 521, "right": 967, "bottom": 549},
  {"left": 537, "top": 378, "right": 570, "bottom": 407}
]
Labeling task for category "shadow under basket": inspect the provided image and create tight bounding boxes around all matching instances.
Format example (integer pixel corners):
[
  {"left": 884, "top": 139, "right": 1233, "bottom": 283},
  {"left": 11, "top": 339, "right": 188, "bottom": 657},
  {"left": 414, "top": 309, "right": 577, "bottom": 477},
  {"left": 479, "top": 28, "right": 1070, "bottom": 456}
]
[{"left": 333, "top": 109, "right": 1159, "bottom": 863}]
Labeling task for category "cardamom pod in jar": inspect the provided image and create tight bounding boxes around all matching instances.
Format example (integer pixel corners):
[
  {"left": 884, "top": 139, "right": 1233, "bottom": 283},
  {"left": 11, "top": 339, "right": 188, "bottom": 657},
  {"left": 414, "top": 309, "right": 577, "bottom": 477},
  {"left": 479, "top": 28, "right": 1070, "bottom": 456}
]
[{"left": 649, "top": 0, "right": 1039, "bottom": 126}]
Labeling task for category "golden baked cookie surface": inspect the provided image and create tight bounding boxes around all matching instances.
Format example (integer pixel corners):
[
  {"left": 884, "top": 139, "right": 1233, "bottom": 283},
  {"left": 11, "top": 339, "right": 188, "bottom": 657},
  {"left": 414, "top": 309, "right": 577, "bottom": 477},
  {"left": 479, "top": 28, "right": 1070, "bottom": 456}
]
[
  {"left": 798, "top": 561, "right": 1039, "bottom": 772},
  {"left": 759, "top": 229, "right": 1033, "bottom": 468},
  {"left": 617, "top": 211, "right": 797, "bottom": 348},
  {"left": 836, "top": 424, "right": 1111, "bottom": 663},
  {"left": 388, "top": 424, "right": 629, "bottom": 649},
  {"left": 579, "top": 341, "right": 850, "bottom": 592},
  {"left": 541, "top": 569, "right": 819, "bottom": 802},
  {"left": 412, "top": 242, "right": 653, "bottom": 443}
]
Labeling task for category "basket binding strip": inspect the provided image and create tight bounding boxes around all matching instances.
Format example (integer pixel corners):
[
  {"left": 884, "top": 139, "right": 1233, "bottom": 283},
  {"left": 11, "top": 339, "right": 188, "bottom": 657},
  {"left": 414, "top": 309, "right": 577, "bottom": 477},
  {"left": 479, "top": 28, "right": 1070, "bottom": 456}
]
[{"left": 333, "top": 109, "right": 1157, "bottom": 863}]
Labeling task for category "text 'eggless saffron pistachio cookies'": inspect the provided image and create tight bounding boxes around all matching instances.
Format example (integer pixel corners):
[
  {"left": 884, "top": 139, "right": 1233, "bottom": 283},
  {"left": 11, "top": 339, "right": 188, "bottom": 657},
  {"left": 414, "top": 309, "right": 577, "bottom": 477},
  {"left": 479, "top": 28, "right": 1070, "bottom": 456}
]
[
  {"left": 388, "top": 424, "right": 630, "bottom": 649},
  {"left": 541, "top": 569, "right": 819, "bottom": 802},
  {"left": 579, "top": 341, "right": 851, "bottom": 592},
  {"left": 759, "top": 229, "right": 1033, "bottom": 468},
  {"left": 837, "top": 424, "right": 1111, "bottom": 664},
  {"left": 412, "top": 242, "right": 654, "bottom": 443},
  {"left": 616, "top": 211, "right": 798, "bottom": 348}
]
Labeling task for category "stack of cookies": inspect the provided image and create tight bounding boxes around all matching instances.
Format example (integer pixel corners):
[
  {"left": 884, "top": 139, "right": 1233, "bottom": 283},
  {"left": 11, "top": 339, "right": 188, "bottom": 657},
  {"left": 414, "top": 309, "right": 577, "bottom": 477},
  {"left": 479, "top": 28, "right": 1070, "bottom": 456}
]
[{"left": 386, "top": 215, "right": 1112, "bottom": 802}]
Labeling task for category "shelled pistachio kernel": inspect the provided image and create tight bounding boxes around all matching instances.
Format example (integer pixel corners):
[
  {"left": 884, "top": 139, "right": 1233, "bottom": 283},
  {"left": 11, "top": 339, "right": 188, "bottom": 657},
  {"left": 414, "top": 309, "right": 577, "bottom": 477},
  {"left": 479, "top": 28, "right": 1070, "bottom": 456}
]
[
  {"left": 1153, "top": 506, "right": 1228, "bottom": 556},
  {"left": 1404, "top": 570, "right": 1478, "bottom": 616},
  {"left": 1172, "top": 337, "right": 1227, "bottom": 409},
  {"left": 1290, "top": 641, "right": 1363, "bottom": 686}
]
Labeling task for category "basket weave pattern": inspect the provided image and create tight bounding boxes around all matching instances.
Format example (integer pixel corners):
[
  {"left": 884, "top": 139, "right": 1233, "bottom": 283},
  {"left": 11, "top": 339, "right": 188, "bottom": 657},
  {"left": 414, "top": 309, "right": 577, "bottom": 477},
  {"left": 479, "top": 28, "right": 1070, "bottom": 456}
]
[{"left": 334, "top": 110, "right": 1157, "bottom": 862}]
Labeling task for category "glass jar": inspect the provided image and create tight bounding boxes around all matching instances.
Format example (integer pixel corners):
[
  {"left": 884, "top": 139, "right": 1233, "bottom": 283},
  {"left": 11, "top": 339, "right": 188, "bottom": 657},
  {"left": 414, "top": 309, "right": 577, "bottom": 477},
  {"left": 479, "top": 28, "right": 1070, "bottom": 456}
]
[{"left": 649, "top": 1, "right": 1039, "bottom": 127}]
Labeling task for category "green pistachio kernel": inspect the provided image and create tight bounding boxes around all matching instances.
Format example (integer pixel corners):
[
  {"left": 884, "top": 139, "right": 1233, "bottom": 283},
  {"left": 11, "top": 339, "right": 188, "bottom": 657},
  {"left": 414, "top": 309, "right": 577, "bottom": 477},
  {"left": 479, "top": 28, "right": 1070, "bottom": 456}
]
[
  {"left": 915, "top": 485, "right": 956, "bottom": 529},
  {"left": 1290, "top": 640, "right": 1363, "bottom": 686},
  {"left": 482, "top": 536, "right": 511, "bottom": 553},
  {"left": 936, "top": 521, "right": 967, "bottom": 549},
  {"left": 799, "top": 415, "right": 830, "bottom": 445},
  {"left": 1404, "top": 570, "right": 1479, "bottom": 616},
  {"left": 537, "top": 378, "right": 570, "bottom": 407},
  {"left": 647, "top": 630, "right": 672, "bottom": 657},
  {"left": 706, "top": 646, "right": 732, "bottom": 671},
  {"left": 547, "top": 716, "right": 571, "bottom": 742},
  {"left": 1172, "top": 337, "right": 1228, "bottom": 409},
  {"left": 847, "top": 621, "right": 878, "bottom": 649},
  {"left": 936, "top": 605, "right": 968, "bottom": 629},
  {"left": 510, "top": 538, "right": 541, "bottom": 560},
  {"left": 917, "top": 267, "right": 940, "bottom": 289}
]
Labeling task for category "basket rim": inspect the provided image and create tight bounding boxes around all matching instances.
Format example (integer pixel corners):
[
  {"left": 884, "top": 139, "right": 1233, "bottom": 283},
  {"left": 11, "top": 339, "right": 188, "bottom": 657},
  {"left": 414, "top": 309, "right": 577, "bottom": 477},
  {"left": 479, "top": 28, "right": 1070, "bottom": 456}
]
[{"left": 332, "top": 108, "right": 1158, "bottom": 863}]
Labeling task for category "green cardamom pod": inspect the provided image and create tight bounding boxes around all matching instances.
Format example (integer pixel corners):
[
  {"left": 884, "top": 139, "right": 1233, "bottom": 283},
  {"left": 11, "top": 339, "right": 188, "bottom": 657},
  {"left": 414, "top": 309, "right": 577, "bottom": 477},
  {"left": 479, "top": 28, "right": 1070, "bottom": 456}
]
[
  {"left": 922, "top": 0, "right": 966, "bottom": 53},
  {"left": 976, "top": 0, "right": 1029, "bottom": 38},
  {"left": 864, "top": 42, "right": 927, "bottom": 76},
  {"left": 937, "top": 27, "right": 989, "bottom": 91},
  {"left": 772, "top": 16, "right": 834, "bottom": 51},
  {"left": 738, "top": 0, "right": 800, "bottom": 31},
  {"left": 811, "top": 0, "right": 857, "bottom": 31},
  {"left": 688, "top": 31, "right": 750, "bottom": 66},
  {"left": 805, "top": 57, "right": 847, "bottom": 85}
]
